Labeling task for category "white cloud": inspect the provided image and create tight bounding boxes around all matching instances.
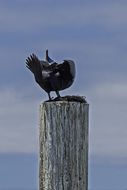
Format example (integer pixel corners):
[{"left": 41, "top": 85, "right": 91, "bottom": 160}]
[
  {"left": 0, "top": 88, "right": 42, "bottom": 153},
  {"left": 87, "top": 82, "right": 127, "bottom": 160},
  {"left": 93, "top": 83, "right": 127, "bottom": 100}
]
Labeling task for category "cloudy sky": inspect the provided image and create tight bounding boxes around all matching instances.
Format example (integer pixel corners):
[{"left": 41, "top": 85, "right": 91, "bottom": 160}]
[{"left": 0, "top": 0, "right": 127, "bottom": 189}]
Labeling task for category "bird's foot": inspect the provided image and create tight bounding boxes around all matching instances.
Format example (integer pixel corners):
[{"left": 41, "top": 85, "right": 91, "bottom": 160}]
[
  {"left": 48, "top": 93, "right": 52, "bottom": 100},
  {"left": 56, "top": 91, "right": 61, "bottom": 99}
]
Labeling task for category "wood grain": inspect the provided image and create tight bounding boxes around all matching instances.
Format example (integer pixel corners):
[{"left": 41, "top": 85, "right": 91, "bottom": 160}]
[{"left": 39, "top": 101, "right": 89, "bottom": 190}]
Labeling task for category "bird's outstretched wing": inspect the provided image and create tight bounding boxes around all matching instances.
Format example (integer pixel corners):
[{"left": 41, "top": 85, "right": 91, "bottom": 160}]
[
  {"left": 26, "top": 54, "right": 43, "bottom": 83},
  {"left": 26, "top": 54, "right": 41, "bottom": 73}
]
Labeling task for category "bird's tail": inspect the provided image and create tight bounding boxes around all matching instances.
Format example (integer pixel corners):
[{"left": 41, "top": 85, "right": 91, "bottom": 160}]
[{"left": 26, "top": 54, "right": 42, "bottom": 83}]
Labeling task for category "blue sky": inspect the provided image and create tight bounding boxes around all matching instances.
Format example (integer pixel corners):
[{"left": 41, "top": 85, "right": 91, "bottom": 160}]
[{"left": 0, "top": 0, "right": 127, "bottom": 189}]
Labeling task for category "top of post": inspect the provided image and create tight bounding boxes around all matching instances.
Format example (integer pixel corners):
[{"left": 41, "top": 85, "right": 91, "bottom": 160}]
[{"left": 43, "top": 95, "right": 87, "bottom": 104}]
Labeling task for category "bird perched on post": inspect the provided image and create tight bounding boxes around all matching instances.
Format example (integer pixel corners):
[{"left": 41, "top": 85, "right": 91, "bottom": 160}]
[{"left": 26, "top": 50, "right": 75, "bottom": 100}]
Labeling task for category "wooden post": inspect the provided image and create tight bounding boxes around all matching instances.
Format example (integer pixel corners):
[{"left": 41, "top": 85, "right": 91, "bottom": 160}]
[{"left": 39, "top": 101, "right": 89, "bottom": 190}]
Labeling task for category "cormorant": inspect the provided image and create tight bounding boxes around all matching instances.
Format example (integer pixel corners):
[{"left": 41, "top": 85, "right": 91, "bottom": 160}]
[{"left": 26, "top": 50, "right": 75, "bottom": 100}]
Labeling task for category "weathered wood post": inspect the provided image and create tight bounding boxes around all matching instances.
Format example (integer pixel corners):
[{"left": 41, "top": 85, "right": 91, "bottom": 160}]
[{"left": 39, "top": 100, "right": 89, "bottom": 190}]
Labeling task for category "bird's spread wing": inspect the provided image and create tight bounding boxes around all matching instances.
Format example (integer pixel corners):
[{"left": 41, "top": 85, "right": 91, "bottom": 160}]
[
  {"left": 26, "top": 54, "right": 43, "bottom": 83},
  {"left": 26, "top": 54, "right": 41, "bottom": 73}
]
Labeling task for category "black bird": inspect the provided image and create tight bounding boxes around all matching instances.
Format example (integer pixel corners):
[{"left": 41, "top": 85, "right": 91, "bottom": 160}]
[{"left": 26, "top": 50, "right": 75, "bottom": 100}]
